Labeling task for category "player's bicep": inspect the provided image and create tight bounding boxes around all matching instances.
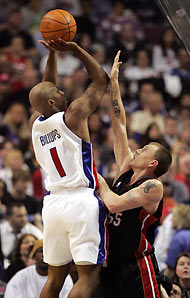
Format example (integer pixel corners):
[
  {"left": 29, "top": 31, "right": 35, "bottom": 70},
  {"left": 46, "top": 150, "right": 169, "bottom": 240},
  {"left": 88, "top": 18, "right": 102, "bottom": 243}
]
[{"left": 111, "top": 179, "right": 163, "bottom": 213}]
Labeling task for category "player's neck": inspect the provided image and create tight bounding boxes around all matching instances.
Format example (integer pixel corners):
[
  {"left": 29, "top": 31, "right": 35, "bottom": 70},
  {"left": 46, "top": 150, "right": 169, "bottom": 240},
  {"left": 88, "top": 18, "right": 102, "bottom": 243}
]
[{"left": 130, "top": 169, "right": 153, "bottom": 185}]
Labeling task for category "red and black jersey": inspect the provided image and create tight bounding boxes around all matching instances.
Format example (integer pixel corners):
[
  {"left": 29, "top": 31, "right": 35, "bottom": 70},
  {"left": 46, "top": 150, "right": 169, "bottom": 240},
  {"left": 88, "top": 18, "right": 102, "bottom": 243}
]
[{"left": 107, "top": 170, "right": 163, "bottom": 266}]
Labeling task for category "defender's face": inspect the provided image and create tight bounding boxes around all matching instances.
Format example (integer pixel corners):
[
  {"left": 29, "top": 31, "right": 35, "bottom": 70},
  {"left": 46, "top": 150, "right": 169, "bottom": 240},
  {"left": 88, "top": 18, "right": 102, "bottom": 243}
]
[{"left": 129, "top": 144, "right": 158, "bottom": 170}]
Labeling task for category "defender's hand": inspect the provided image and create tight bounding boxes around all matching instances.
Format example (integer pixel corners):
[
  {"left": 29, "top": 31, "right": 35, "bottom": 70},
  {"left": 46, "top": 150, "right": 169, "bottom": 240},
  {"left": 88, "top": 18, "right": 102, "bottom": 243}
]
[{"left": 110, "top": 50, "right": 122, "bottom": 80}]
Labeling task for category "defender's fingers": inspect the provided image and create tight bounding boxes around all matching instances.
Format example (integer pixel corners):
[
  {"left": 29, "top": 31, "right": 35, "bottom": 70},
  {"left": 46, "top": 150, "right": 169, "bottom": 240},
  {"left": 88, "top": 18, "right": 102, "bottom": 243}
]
[{"left": 114, "top": 50, "right": 121, "bottom": 62}]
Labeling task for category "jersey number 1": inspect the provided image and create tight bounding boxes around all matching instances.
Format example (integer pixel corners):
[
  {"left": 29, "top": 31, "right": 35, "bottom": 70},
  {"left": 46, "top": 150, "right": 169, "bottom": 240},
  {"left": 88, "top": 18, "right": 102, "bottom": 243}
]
[{"left": 50, "top": 147, "right": 66, "bottom": 177}]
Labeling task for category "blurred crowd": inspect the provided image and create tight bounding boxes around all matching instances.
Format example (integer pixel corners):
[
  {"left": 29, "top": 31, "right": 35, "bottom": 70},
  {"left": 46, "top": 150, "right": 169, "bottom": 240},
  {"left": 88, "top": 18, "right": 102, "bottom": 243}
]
[{"left": 0, "top": 0, "right": 190, "bottom": 297}]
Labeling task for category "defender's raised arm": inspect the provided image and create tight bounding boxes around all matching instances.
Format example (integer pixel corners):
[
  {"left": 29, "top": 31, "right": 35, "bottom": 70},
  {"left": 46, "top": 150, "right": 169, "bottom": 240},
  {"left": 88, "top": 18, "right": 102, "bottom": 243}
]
[{"left": 110, "top": 51, "right": 133, "bottom": 175}]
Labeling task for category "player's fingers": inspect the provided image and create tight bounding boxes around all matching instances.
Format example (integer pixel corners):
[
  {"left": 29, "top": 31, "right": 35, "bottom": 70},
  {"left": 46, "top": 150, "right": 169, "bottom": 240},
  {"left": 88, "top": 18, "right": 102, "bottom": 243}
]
[{"left": 38, "top": 40, "right": 47, "bottom": 46}]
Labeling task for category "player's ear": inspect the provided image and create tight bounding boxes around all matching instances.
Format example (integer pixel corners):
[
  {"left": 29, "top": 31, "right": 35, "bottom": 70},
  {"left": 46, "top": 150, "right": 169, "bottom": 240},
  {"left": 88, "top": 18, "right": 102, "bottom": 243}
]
[{"left": 48, "top": 98, "right": 55, "bottom": 106}]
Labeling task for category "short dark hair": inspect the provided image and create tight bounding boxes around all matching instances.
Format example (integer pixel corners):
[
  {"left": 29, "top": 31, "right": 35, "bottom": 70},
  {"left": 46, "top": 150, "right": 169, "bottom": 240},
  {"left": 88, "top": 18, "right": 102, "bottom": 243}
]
[
  {"left": 12, "top": 168, "right": 31, "bottom": 185},
  {"left": 6, "top": 202, "right": 25, "bottom": 217},
  {"left": 150, "top": 142, "right": 172, "bottom": 177}
]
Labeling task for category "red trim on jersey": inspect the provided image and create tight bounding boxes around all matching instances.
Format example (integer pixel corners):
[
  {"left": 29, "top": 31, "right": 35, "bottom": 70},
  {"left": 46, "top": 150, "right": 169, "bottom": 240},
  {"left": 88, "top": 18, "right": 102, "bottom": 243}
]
[
  {"left": 50, "top": 147, "right": 66, "bottom": 177},
  {"left": 139, "top": 209, "right": 158, "bottom": 235},
  {"left": 137, "top": 233, "right": 152, "bottom": 255},
  {"left": 92, "top": 156, "right": 99, "bottom": 191},
  {"left": 136, "top": 253, "right": 160, "bottom": 298},
  {"left": 104, "top": 217, "right": 109, "bottom": 266}
]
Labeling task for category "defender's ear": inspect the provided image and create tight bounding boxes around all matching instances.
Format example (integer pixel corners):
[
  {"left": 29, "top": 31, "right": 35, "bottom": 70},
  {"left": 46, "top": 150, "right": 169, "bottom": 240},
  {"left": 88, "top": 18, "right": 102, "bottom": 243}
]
[
  {"left": 48, "top": 98, "right": 55, "bottom": 106},
  {"left": 149, "top": 160, "right": 158, "bottom": 168}
]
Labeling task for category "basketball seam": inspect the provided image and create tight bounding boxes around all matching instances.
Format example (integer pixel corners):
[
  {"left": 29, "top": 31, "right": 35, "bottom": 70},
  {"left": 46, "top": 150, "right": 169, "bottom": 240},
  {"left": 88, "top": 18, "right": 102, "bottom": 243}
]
[
  {"left": 41, "top": 30, "right": 76, "bottom": 34},
  {"left": 57, "top": 10, "right": 71, "bottom": 41},
  {"left": 57, "top": 10, "right": 73, "bottom": 25},
  {"left": 42, "top": 17, "right": 69, "bottom": 26},
  {"left": 40, "top": 26, "right": 76, "bottom": 33}
]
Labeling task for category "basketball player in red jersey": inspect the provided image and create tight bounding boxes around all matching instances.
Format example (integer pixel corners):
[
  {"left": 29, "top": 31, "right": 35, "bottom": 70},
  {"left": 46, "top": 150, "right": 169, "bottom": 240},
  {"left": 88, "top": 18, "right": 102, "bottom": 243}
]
[
  {"left": 97, "top": 51, "right": 172, "bottom": 298},
  {"left": 29, "top": 39, "right": 109, "bottom": 298}
]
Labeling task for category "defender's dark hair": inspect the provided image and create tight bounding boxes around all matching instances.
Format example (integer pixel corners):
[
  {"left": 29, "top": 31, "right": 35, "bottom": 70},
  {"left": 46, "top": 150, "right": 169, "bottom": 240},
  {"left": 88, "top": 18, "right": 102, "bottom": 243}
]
[{"left": 150, "top": 142, "right": 172, "bottom": 177}]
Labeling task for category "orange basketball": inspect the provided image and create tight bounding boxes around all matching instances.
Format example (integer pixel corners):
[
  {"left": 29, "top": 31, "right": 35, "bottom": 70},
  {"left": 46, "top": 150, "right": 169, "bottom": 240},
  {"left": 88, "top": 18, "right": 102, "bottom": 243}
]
[{"left": 40, "top": 9, "right": 77, "bottom": 42}]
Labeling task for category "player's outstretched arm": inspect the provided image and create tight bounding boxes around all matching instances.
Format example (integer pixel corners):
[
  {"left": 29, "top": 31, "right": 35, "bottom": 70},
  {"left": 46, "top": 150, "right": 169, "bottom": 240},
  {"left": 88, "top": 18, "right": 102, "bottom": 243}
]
[
  {"left": 110, "top": 51, "right": 133, "bottom": 172},
  {"left": 48, "top": 39, "right": 110, "bottom": 115},
  {"left": 98, "top": 174, "right": 163, "bottom": 214},
  {"left": 28, "top": 41, "right": 58, "bottom": 131},
  {"left": 39, "top": 40, "right": 58, "bottom": 85}
]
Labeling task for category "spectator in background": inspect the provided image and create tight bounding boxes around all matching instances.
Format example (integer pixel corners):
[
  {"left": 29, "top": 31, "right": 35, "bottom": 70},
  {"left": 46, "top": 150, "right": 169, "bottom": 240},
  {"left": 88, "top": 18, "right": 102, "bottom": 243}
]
[
  {"left": 164, "top": 115, "right": 179, "bottom": 148},
  {"left": 4, "top": 239, "right": 73, "bottom": 298},
  {"left": 3, "top": 68, "right": 40, "bottom": 114},
  {"left": 91, "top": 43, "right": 111, "bottom": 76},
  {"left": 20, "top": 0, "right": 45, "bottom": 32},
  {"left": 61, "top": 67, "right": 88, "bottom": 101},
  {"left": 88, "top": 112, "right": 106, "bottom": 146},
  {"left": 164, "top": 204, "right": 190, "bottom": 279},
  {"left": 99, "top": 127, "right": 115, "bottom": 178},
  {"left": 0, "top": 102, "right": 29, "bottom": 148},
  {"left": 40, "top": 50, "right": 81, "bottom": 81},
  {"left": 123, "top": 48, "right": 158, "bottom": 96},
  {"left": 1, "top": 36, "right": 34, "bottom": 92},
  {"left": 75, "top": 0, "right": 95, "bottom": 39},
  {"left": 0, "top": 203, "right": 42, "bottom": 265},
  {"left": 0, "top": 72, "right": 12, "bottom": 113},
  {"left": 0, "top": 179, "right": 7, "bottom": 220},
  {"left": 108, "top": 21, "right": 144, "bottom": 65},
  {"left": 1, "top": 168, "right": 40, "bottom": 217},
  {"left": 130, "top": 90, "right": 165, "bottom": 141},
  {"left": 178, "top": 94, "right": 190, "bottom": 127},
  {"left": 0, "top": 148, "right": 30, "bottom": 193},
  {"left": 24, "top": 139, "right": 46, "bottom": 202},
  {"left": 0, "top": 139, "right": 14, "bottom": 170},
  {"left": 154, "top": 212, "right": 174, "bottom": 272},
  {"left": 98, "top": 91, "right": 111, "bottom": 128},
  {"left": 140, "top": 122, "right": 169, "bottom": 149},
  {"left": 171, "top": 47, "right": 190, "bottom": 81},
  {"left": 174, "top": 252, "right": 190, "bottom": 298},
  {"left": 126, "top": 79, "right": 155, "bottom": 113},
  {"left": 161, "top": 166, "right": 189, "bottom": 204},
  {"left": 0, "top": 9, "right": 37, "bottom": 60},
  {"left": 0, "top": 233, "right": 37, "bottom": 282},
  {"left": 152, "top": 27, "right": 179, "bottom": 75},
  {"left": 0, "top": 0, "right": 17, "bottom": 25},
  {"left": 175, "top": 153, "right": 190, "bottom": 197}
]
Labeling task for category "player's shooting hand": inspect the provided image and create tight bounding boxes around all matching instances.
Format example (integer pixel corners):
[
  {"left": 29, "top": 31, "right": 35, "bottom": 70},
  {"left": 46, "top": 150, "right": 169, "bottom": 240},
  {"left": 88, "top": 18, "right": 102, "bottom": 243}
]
[
  {"left": 38, "top": 40, "right": 55, "bottom": 52},
  {"left": 110, "top": 50, "right": 122, "bottom": 81},
  {"left": 47, "top": 38, "right": 77, "bottom": 52}
]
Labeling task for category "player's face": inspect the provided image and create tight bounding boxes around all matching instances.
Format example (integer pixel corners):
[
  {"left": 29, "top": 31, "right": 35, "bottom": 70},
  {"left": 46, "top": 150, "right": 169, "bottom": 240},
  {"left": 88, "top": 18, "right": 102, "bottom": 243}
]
[
  {"left": 130, "top": 144, "right": 158, "bottom": 170},
  {"left": 52, "top": 87, "right": 67, "bottom": 111}
]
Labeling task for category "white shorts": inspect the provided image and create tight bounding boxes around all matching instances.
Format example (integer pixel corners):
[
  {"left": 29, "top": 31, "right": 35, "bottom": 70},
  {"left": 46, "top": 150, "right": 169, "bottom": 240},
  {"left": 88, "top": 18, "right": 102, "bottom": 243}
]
[{"left": 42, "top": 187, "right": 107, "bottom": 266}]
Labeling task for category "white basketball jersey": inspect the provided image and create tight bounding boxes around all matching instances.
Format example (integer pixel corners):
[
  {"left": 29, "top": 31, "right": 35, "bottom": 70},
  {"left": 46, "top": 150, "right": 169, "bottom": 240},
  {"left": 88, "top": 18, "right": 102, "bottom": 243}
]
[{"left": 32, "top": 112, "right": 98, "bottom": 193}]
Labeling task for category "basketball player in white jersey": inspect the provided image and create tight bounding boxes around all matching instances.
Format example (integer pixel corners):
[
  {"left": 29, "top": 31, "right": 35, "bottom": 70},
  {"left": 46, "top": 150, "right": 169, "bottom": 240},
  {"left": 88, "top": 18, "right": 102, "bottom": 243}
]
[{"left": 29, "top": 39, "right": 109, "bottom": 298}]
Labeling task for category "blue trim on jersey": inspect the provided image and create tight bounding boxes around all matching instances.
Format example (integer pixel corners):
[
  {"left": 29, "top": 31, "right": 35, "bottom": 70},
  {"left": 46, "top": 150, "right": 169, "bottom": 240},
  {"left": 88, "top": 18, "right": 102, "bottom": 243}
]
[
  {"left": 82, "top": 140, "right": 94, "bottom": 189},
  {"left": 38, "top": 116, "right": 46, "bottom": 122},
  {"left": 94, "top": 190, "right": 107, "bottom": 265}
]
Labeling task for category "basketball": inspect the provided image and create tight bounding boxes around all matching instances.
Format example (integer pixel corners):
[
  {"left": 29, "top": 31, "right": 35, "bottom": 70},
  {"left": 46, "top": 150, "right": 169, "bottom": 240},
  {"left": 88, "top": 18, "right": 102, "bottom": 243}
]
[{"left": 40, "top": 9, "right": 77, "bottom": 42}]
